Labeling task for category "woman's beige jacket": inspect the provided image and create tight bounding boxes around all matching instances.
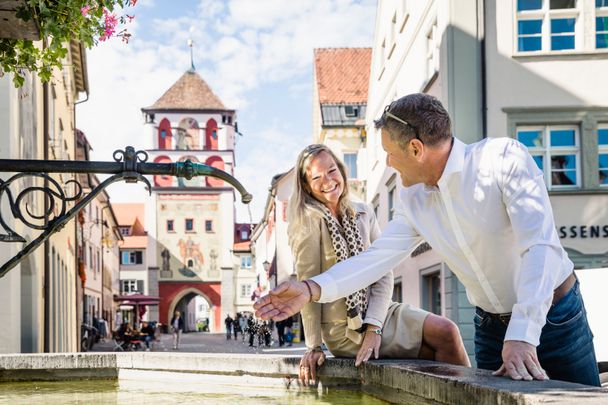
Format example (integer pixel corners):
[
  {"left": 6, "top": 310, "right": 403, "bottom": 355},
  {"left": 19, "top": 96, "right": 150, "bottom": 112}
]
[{"left": 291, "top": 201, "right": 394, "bottom": 352}]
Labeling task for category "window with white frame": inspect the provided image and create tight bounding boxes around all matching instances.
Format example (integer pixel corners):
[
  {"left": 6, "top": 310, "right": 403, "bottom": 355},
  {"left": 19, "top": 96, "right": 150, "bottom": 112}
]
[
  {"left": 240, "top": 284, "right": 252, "bottom": 298},
  {"left": 516, "top": 0, "right": 580, "bottom": 52},
  {"left": 121, "top": 279, "right": 138, "bottom": 294},
  {"left": 241, "top": 255, "right": 252, "bottom": 269},
  {"left": 426, "top": 20, "right": 439, "bottom": 79},
  {"left": 343, "top": 152, "right": 358, "bottom": 178},
  {"left": 599, "top": 125, "right": 608, "bottom": 186},
  {"left": 516, "top": 125, "right": 581, "bottom": 189},
  {"left": 597, "top": 0, "right": 608, "bottom": 48}
]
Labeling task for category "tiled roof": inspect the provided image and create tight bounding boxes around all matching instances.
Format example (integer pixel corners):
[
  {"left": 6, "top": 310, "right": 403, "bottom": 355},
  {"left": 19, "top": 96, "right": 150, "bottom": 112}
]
[
  {"left": 233, "top": 241, "right": 251, "bottom": 251},
  {"left": 120, "top": 236, "right": 148, "bottom": 249},
  {"left": 113, "top": 203, "right": 145, "bottom": 228},
  {"left": 314, "top": 48, "right": 371, "bottom": 104},
  {"left": 144, "top": 70, "right": 226, "bottom": 111}
]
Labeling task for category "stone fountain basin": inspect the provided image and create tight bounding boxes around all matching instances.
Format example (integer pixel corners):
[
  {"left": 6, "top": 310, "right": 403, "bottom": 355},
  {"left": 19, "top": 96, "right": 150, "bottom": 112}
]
[{"left": 0, "top": 353, "right": 606, "bottom": 404}]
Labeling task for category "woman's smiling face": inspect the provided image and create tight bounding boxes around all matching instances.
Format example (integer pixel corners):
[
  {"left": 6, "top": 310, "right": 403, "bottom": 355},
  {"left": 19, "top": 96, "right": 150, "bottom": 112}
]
[{"left": 305, "top": 150, "right": 345, "bottom": 212}]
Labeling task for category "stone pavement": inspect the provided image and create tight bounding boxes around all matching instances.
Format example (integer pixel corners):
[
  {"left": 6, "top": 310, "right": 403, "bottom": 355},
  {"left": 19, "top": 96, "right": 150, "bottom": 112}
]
[{"left": 91, "top": 331, "right": 308, "bottom": 356}]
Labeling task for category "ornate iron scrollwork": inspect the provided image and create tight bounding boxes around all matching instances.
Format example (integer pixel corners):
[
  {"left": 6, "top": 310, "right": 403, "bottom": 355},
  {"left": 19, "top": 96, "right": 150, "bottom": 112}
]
[
  {"left": 0, "top": 173, "right": 82, "bottom": 243},
  {"left": 0, "top": 146, "right": 251, "bottom": 279}
]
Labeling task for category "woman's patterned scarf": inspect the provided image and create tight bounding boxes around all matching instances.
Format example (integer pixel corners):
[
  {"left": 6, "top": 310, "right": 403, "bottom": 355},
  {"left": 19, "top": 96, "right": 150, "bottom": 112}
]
[{"left": 321, "top": 205, "right": 368, "bottom": 333}]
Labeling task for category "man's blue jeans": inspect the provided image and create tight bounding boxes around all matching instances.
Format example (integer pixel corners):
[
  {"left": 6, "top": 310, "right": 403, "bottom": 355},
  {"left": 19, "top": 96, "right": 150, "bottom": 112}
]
[{"left": 474, "top": 280, "right": 600, "bottom": 386}]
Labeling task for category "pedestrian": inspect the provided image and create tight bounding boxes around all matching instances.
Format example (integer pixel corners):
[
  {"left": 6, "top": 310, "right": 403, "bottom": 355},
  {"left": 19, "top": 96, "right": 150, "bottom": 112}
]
[
  {"left": 140, "top": 321, "right": 155, "bottom": 351},
  {"left": 255, "top": 93, "right": 600, "bottom": 386},
  {"left": 239, "top": 314, "right": 248, "bottom": 342},
  {"left": 247, "top": 317, "right": 256, "bottom": 347},
  {"left": 276, "top": 319, "right": 286, "bottom": 347},
  {"left": 170, "top": 310, "right": 184, "bottom": 350},
  {"left": 224, "top": 314, "right": 233, "bottom": 340},
  {"left": 233, "top": 313, "right": 241, "bottom": 340}
]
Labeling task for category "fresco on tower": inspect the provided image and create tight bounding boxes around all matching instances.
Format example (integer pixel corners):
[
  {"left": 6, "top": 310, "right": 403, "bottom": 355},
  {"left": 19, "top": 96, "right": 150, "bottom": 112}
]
[{"left": 156, "top": 195, "right": 222, "bottom": 282}]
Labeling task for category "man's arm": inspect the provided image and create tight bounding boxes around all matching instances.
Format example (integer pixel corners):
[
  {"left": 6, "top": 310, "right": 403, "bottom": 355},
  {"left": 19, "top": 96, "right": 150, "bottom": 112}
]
[
  {"left": 499, "top": 140, "right": 567, "bottom": 380},
  {"left": 254, "top": 213, "right": 421, "bottom": 320},
  {"left": 312, "top": 213, "right": 422, "bottom": 303}
]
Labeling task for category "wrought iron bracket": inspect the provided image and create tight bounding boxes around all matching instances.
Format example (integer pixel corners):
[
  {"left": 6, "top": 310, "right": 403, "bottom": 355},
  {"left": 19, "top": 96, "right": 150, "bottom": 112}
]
[{"left": 0, "top": 146, "right": 252, "bottom": 279}]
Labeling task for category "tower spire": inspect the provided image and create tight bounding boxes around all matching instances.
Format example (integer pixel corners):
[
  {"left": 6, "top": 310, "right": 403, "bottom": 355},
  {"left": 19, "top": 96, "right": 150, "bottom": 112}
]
[{"left": 187, "top": 37, "right": 195, "bottom": 72}]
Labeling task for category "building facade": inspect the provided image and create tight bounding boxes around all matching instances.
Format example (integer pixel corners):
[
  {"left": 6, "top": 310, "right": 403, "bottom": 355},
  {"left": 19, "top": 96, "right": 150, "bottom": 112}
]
[
  {"left": 313, "top": 48, "right": 371, "bottom": 199},
  {"left": 231, "top": 223, "right": 256, "bottom": 316},
  {"left": 141, "top": 69, "right": 239, "bottom": 333},
  {"left": 364, "top": 0, "right": 608, "bottom": 365},
  {"left": 0, "top": 38, "right": 87, "bottom": 353},
  {"left": 113, "top": 203, "right": 153, "bottom": 326}
]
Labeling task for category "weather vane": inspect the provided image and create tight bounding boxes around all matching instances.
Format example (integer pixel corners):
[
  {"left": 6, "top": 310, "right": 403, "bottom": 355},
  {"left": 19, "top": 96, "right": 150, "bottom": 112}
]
[{"left": 188, "top": 26, "right": 195, "bottom": 71}]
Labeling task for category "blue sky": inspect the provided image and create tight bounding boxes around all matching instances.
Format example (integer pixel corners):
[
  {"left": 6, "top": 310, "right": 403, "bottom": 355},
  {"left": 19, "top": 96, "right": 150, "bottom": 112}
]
[{"left": 77, "top": 0, "right": 376, "bottom": 221}]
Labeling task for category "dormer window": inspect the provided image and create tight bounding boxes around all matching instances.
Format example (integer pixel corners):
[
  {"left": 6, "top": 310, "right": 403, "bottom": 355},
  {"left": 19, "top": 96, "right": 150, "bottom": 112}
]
[
  {"left": 344, "top": 105, "right": 358, "bottom": 117},
  {"left": 119, "top": 227, "right": 130, "bottom": 236}
]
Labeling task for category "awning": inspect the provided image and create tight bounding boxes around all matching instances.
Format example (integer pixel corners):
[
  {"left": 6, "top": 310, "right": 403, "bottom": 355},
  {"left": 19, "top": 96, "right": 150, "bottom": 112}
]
[{"left": 114, "top": 294, "right": 160, "bottom": 303}]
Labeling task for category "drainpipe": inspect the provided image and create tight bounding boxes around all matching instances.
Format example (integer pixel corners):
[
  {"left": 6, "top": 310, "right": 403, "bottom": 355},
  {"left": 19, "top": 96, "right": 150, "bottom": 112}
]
[
  {"left": 479, "top": 0, "right": 487, "bottom": 138},
  {"left": 43, "top": 74, "right": 50, "bottom": 353},
  {"left": 74, "top": 64, "right": 89, "bottom": 350}
]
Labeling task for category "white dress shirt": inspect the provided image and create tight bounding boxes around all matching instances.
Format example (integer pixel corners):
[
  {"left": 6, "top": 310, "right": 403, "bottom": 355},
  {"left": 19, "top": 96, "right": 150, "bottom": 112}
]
[{"left": 312, "top": 137, "right": 573, "bottom": 346}]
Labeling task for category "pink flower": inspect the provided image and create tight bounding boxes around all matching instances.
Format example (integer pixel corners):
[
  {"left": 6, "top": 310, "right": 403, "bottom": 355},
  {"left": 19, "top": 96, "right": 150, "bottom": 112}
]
[
  {"left": 80, "top": 5, "right": 91, "bottom": 16},
  {"left": 127, "top": 15, "right": 135, "bottom": 22},
  {"left": 130, "top": 0, "right": 138, "bottom": 6}
]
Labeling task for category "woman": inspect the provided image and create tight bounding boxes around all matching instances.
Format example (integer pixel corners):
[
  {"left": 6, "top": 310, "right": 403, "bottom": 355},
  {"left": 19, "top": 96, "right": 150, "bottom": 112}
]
[{"left": 289, "top": 144, "right": 470, "bottom": 385}]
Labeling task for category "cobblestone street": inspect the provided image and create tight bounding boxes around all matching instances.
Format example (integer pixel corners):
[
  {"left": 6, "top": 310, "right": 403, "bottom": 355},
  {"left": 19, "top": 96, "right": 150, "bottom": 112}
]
[{"left": 91, "top": 331, "right": 308, "bottom": 356}]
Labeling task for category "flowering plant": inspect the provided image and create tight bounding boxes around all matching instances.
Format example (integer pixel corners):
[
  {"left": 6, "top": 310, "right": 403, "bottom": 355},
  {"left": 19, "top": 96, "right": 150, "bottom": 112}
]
[{"left": 0, "top": 0, "right": 136, "bottom": 87}]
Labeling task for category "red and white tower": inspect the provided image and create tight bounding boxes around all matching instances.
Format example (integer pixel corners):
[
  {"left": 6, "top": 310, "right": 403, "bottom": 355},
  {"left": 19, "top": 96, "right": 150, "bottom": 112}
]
[{"left": 141, "top": 68, "right": 237, "bottom": 333}]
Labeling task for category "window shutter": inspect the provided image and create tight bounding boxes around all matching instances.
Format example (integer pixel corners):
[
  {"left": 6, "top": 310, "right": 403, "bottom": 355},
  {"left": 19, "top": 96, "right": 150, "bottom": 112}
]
[{"left": 137, "top": 280, "right": 144, "bottom": 293}]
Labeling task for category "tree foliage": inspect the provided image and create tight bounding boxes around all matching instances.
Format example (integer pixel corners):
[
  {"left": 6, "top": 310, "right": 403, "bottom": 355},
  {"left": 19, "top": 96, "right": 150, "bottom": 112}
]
[{"left": 0, "top": 0, "right": 135, "bottom": 87}]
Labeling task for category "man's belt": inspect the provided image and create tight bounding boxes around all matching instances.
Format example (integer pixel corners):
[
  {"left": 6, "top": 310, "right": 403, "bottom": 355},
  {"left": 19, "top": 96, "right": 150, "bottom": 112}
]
[{"left": 479, "top": 272, "right": 577, "bottom": 325}]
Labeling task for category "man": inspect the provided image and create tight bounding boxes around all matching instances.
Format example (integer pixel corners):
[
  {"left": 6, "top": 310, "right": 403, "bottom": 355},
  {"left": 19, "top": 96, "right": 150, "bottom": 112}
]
[
  {"left": 170, "top": 310, "right": 184, "bottom": 350},
  {"left": 224, "top": 314, "right": 233, "bottom": 340},
  {"left": 140, "top": 321, "right": 155, "bottom": 351},
  {"left": 255, "top": 93, "right": 600, "bottom": 386}
]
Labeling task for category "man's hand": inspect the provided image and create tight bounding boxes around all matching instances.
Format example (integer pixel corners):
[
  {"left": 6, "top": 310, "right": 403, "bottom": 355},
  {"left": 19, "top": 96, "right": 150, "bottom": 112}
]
[
  {"left": 493, "top": 340, "right": 548, "bottom": 381},
  {"left": 299, "top": 349, "right": 326, "bottom": 386},
  {"left": 253, "top": 280, "right": 316, "bottom": 321},
  {"left": 355, "top": 327, "right": 381, "bottom": 366}
]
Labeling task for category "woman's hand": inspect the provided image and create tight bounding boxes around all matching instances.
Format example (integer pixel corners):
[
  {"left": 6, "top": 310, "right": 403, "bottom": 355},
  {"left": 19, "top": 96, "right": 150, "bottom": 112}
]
[
  {"left": 355, "top": 327, "right": 382, "bottom": 366},
  {"left": 299, "top": 348, "right": 326, "bottom": 386}
]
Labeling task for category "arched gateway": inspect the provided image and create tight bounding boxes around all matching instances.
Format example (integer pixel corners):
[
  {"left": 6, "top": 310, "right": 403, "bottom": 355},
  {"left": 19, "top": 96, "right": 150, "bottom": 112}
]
[{"left": 160, "top": 284, "right": 221, "bottom": 333}]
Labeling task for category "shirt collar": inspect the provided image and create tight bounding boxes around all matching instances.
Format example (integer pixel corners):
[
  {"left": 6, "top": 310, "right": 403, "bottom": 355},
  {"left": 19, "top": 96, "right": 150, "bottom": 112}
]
[{"left": 437, "top": 137, "right": 466, "bottom": 186}]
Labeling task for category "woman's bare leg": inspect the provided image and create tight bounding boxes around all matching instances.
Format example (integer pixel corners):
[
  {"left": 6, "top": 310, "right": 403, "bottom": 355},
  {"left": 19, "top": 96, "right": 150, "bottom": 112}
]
[{"left": 418, "top": 313, "right": 471, "bottom": 367}]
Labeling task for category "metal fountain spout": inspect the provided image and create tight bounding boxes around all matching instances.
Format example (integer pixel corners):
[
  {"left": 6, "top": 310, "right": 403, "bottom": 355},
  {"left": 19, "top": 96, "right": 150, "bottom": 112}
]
[
  {"left": 177, "top": 160, "right": 253, "bottom": 204},
  {"left": 0, "top": 146, "right": 253, "bottom": 278}
]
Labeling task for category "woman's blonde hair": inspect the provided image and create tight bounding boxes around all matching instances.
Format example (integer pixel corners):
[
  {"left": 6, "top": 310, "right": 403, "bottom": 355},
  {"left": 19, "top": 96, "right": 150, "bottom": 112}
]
[{"left": 287, "top": 144, "right": 354, "bottom": 244}]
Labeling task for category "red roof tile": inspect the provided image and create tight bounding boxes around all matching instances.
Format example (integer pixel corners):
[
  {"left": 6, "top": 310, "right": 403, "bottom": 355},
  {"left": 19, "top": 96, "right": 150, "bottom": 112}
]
[
  {"left": 144, "top": 70, "right": 226, "bottom": 111},
  {"left": 314, "top": 48, "right": 371, "bottom": 104}
]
